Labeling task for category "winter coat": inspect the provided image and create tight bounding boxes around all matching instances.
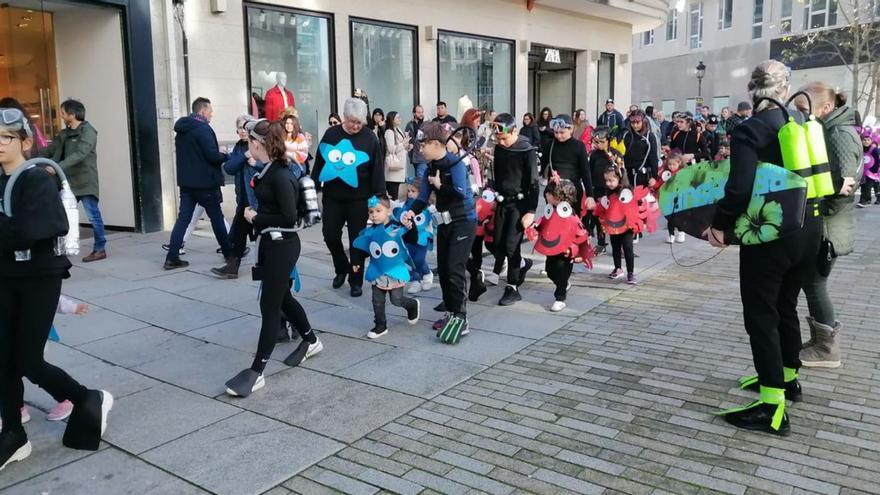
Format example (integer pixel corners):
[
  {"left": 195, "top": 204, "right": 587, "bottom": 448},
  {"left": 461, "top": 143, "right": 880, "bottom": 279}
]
[
  {"left": 384, "top": 128, "right": 409, "bottom": 183},
  {"left": 820, "top": 105, "right": 861, "bottom": 256},
  {"left": 222, "top": 140, "right": 261, "bottom": 209},
  {"left": 46, "top": 121, "right": 99, "bottom": 198},
  {"left": 173, "top": 114, "right": 228, "bottom": 189},
  {"left": 520, "top": 124, "right": 542, "bottom": 148}
]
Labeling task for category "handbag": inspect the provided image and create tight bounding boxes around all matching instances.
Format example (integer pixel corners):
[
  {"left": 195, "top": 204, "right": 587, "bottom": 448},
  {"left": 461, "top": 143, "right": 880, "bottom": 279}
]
[{"left": 385, "top": 130, "right": 405, "bottom": 172}]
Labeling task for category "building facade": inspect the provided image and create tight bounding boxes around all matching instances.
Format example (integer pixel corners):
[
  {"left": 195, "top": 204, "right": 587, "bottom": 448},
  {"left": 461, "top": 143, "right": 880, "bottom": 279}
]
[
  {"left": 2, "top": 0, "right": 665, "bottom": 233},
  {"left": 631, "top": 0, "right": 876, "bottom": 118}
]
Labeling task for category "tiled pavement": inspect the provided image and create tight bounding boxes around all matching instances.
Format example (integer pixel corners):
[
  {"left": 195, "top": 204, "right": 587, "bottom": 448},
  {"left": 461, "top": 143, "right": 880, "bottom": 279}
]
[{"left": 2, "top": 210, "right": 879, "bottom": 495}]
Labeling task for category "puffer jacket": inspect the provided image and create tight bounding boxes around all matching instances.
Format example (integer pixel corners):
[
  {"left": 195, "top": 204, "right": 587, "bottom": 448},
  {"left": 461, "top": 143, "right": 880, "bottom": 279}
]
[{"left": 820, "top": 105, "right": 861, "bottom": 256}]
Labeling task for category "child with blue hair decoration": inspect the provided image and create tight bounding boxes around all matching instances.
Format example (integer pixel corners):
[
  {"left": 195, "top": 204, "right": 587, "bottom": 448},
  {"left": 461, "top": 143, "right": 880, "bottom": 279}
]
[{"left": 394, "top": 177, "right": 435, "bottom": 294}]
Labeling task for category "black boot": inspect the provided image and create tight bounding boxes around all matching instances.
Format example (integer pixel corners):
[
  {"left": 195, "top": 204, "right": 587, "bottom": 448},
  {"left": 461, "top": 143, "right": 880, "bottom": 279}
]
[
  {"left": 332, "top": 274, "right": 346, "bottom": 289},
  {"left": 210, "top": 257, "right": 241, "bottom": 279},
  {"left": 498, "top": 285, "right": 522, "bottom": 306},
  {"left": 718, "top": 386, "right": 789, "bottom": 436}
]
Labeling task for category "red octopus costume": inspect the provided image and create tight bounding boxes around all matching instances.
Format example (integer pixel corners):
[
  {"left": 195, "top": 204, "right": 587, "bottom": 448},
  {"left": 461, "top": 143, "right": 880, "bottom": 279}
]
[
  {"left": 476, "top": 189, "right": 497, "bottom": 245},
  {"left": 594, "top": 185, "right": 659, "bottom": 235},
  {"left": 527, "top": 201, "right": 595, "bottom": 269}
]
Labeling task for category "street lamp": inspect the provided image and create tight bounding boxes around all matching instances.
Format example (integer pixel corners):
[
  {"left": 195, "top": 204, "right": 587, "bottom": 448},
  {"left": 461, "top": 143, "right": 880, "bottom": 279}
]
[{"left": 696, "top": 61, "right": 707, "bottom": 106}]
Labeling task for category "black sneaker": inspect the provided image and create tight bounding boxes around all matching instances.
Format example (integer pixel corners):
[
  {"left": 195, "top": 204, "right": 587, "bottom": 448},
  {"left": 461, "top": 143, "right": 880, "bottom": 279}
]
[
  {"left": 721, "top": 402, "right": 790, "bottom": 436},
  {"left": 468, "top": 279, "right": 487, "bottom": 302},
  {"left": 163, "top": 258, "right": 190, "bottom": 270},
  {"left": 0, "top": 430, "right": 30, "bottom": 471},
  {"left": 332, "top": 274, "right": 346, "bottom": 289},
  {"left": 498, "top": 286, "right": 522, "bottom": 306},
  {"left": 518, "top": 258, "right": 533, "bottom": 286},
  {"left": 225, "top": 369, "right": 265, "bottom": 397},
  {"left": 350, "top": 285, "right": 363, "bottom": 298},
  {"left": 162, "top": 243, "right": 186, "bottom": 255},
  {"left": 367, "top": 325, "right": 388, "bottom": 339},
  {"left": 739, "top": 376, "right": 803, "bottom": 402},
  {"left": 406, "top": 299, "right": 420, "bottom": 325}
]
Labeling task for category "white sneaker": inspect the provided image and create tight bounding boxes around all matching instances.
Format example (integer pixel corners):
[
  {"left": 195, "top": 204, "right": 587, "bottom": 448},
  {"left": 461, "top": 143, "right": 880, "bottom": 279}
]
[
  {"left": 633, "top": 236, "right": 639, "bottom": 244},
  {"left": 666, "top": 235, "right": 675, "bottom": 244},
  {"left": 550, "top": 301, "right": 566, "bottom": 312},
  {"left": 305, "top": 339, "right": 323, "bottom": 360},
  {"left": 421, "top": 272, "right": 434, "bottom": 291},
  {"left": 675, "top": 231, "right": 686, "bottom": 243},
  {"left": 0, "top": 440, "right": 31, "bottom": 471},
  {"left": 99, "top": 391, "right": 114, "bottom": 437},
  {"left": 484, "top": 271, "right": 500, "bottom": 286},
  {"left": 407, "top": 281, "right": 421, "bottom": 294}
]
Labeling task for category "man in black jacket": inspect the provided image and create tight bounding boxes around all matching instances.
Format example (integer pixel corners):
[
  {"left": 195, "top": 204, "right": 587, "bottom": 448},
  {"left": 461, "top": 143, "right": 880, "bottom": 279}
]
[
  {"left": 164, "top": 97, "right": 231, "bottom": 270},
  {"left": 405, "top": 105, "right": 427, "bottom": 173},
  {"left": 432, "top": 102, "right": 457, "bottom": 125},
  {"left": 312, "top": 97, "right": 385, "bottom": 297},
  {"left": 596, "top": 99, "right": 625, "bottom": 137}
]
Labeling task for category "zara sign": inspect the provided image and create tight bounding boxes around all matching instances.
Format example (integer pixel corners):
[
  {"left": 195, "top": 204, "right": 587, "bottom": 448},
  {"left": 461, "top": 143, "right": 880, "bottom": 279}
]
[{"left": 544, "top": 48, "right": 561, "bottom": 64}]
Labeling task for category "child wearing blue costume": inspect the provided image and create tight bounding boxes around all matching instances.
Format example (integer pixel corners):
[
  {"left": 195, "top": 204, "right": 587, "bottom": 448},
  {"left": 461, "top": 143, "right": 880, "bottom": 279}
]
[
  {"left": 353, "top": 194, "right": 421, "bottom": 339},
  {"left": 395, "top": 178, "right": 435, "bottom": 294}
]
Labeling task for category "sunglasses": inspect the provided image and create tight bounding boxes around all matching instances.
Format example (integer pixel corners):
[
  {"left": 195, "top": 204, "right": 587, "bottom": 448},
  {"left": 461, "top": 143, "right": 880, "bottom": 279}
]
[
  {"left": 549, "top": 118, "right": 573, "bottom": 131},
  {"left": 0, "top": 108, "right": 25, "bottom": 125},
  {"left": 491, "top": 122, "right": 516, "bottom": 134}
]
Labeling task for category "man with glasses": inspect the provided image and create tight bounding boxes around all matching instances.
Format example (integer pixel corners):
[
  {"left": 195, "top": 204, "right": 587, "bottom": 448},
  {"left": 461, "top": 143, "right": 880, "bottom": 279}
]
[
  {"left": 543, "top": 114, "right": 594, "bottom": 216},
  {"left": 311, "top": 97, "right": 385, "bottom": 297},
  {"left": 46, "top": 99, "right": 106, "bottom": 263},
  {"left": 489, "top": 113, "right": 539, "bottom": 306}
]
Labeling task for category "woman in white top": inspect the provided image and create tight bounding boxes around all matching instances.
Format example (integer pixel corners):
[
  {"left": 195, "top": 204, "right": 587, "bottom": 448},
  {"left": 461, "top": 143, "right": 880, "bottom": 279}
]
[{"left": 383, "top": 111, "right": 410, "bottom": 200}]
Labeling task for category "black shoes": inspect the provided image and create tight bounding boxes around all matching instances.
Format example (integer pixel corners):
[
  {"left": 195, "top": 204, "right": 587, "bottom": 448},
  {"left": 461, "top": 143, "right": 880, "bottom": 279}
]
[
  {"left": 721, "top": 402, "right": 790, "bottom": 436},
  {"left": 350, "top": 285, "right": 363, "bottom": 298},
  {"left": 468, "top": 279, "right": 487, "bottom": 302},
  {"left": 498, "top": 286, "right": 522, "bottom": 306},
  {"left": 407, "top": 299, "right": 420, "bottom": 324},
  {"left": 741, "top": 377, "right": 803, "bottom": 402},
  {"left": 518, "top": 258, "right": 533, "bottom": 285},
  {"left": 0, "top": 430, "right": 30, "bottom": 471},
  {"left": 366, "top": 325, "right": 388, "bottom": 339},
  {"left": 332, "top": 274, "right": 346, "bottom": 289},
  {"left": 225, "top": 369, "right": 265, "bottom": 397},
  {"left": 210, "top": 257, "right": 241, "bottom": 279},
  {"left": 164, "top": 258, "right": 189, "bottom": 270},
  {"left": 62, "top": 390, "right": 113, "bottom": 451}
]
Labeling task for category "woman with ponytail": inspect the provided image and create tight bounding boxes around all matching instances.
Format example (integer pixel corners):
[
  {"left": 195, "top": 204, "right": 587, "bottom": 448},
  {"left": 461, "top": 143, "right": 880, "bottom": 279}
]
[{"left": 704, "top": 60, "right": 822, "bottom": 436}]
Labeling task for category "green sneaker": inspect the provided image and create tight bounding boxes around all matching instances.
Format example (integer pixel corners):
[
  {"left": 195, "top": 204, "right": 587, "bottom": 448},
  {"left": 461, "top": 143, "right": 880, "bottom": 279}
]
[{"left": 438, "top": 314, "right": 467, "bottom": 344}]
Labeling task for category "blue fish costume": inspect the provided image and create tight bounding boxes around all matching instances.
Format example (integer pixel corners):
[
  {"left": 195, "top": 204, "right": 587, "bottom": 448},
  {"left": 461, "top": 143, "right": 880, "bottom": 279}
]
[
  {"left": 393, "top": 199, "right": 434, "bottom": 250},
  {"left": 353, "top": 212, "right": 416, "bottom": 283}
]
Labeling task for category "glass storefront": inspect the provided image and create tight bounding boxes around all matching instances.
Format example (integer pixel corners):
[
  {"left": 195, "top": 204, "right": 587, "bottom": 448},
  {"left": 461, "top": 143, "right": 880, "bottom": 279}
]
[
  {"left": 596, "top": 52, "right": 615, "bottom": 118},
  {"left": 527, "top": 44, "right": 576, "bottom": 116},
  {"left": 245, "top": 5, "right": 334, "bottom": 142},
  {"left": 351, "top": 19, "right": 416, "bottom": 116},
  {"left": 437, "top": 32, "right": 513, "bottom": 114}
]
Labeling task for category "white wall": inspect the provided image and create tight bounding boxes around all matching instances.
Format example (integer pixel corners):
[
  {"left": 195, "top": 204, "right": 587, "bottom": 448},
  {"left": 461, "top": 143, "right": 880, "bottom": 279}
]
[{"left": 55, "top": 6, "right": 135, "bottom": 228}]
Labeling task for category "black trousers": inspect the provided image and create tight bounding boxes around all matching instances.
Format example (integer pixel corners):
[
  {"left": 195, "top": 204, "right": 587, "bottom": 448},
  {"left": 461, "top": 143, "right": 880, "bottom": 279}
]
[
  {"left": 610, "top": 230, "right": 634, "bottom": 273},
  {"left": 494, "top": 203, "right": 525, "bottom": 285},
  {"left": 386, "top": 181, "right": 402, "bottom": 200},
  {"left": 740, "top": 214, "right": 821, "bottom": 389},
  {"left": 0, "top": 276, "right": 89, "bottom": 434},
  {"left": 584, "top": 211, "right": 606, "bottom": 246},
  {"left": 437, "top": 221, "right": 476, "bottom": 315},
  {"left": 545, "top": 254, "right": 573, "bottom": 301},
  {"left": 322, "top": 197, "right": 368, "bottom": 287},
  {"left": 372, "top": 285, "right": 417, "bottom": 327},
  {"left": 229, "top": 201, "right": 252, "bottom": 258},
  {"left": 859, "top": 180, "right": 880, "bottom": 203},
  {"left": 252, "top": 235, "right": 315, "bottom": 373}
]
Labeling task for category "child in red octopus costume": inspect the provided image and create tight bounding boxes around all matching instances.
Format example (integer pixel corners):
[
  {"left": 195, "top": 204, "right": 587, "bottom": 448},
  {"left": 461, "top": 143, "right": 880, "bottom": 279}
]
[
  {"left": 593, "top": 165, "right": 646, "bottom": 284},
  {"left": 526, "top": 175, "right": 595, "bottom": 312},
  {"left": 467, "top": 189, "right": 500, "bottom": 301}
]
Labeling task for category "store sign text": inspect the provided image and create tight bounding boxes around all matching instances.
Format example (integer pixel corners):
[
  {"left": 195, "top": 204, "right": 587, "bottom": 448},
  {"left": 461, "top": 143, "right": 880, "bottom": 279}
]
[{"left": 544, "top": 48, "right": 561, "bottom": 64}]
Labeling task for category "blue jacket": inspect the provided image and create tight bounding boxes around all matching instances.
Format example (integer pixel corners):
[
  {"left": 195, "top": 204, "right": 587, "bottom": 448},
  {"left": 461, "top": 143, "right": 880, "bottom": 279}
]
[
  {"left": 223, "top": 141, "right": 260, "bottom": 209},
  {"left": 174, "top": 114, "right": 228, "bottom": 189},
  {"left": 597, "top": 109, "right": 626, "bottom": 134},
  {"left": 414, "top": 152, "right": 475, "bottom": 222}
]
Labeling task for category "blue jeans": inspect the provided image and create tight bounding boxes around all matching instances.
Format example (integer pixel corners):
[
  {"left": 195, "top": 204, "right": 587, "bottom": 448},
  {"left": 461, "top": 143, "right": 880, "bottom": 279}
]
[
  {"left": 77, "top": 195, "right": 106, "bottom": 252},
  {"left": 407, "top": 243, "right": 431, "bottom": 279},
  {"left": 166, "top": 187, "right": 230, "bottom": 260}
]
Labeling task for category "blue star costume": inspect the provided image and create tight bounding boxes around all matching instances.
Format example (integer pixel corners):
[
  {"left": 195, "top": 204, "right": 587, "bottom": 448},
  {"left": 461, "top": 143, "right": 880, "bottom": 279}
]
[
  {"left": 318, "top": 139, "right": 371, "bottom": 187},
  {"left": 352, "top": 221, "right": 414, "bottom": 283},
  {"left": 393, "top": 199, "right": 434, "bottom": 249}
]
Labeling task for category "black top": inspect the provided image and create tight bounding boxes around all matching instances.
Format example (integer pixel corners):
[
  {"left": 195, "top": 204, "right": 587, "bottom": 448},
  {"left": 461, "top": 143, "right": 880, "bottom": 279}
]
[
  {"left": 520, "top": 124, "right": 542, "bottom": 149},
  {"left": 669, "top": 127, "right": 711, "bottom": 161},
  {"left": 620, "top": 129, "right": 659, "bottom": 179},
  {"left": 544, "top": 138, "right": 593, "bottom": 198},
  {"left": 493, "top": 136, "right": 540, "bottom": 212},
  {"left": 432, "top": 115, "right": 457, "bottom": 124},
  {"left": 253, "top": 160, "right": 299, "bottom": 231},
  {"left": 713, "top": 107, "right": 795, "bottom": 230},
  {"left": 311, "top": 124, "right": 385, "bottom": 201},
  {"left": 538, "top": 126, "right": 555, "bottom": 163},
  {"left": 0, "top": 166, "right": 72, "bottom": 278},
  {"left": 588, "top": 149, "right": 621, "bottom": 198}
]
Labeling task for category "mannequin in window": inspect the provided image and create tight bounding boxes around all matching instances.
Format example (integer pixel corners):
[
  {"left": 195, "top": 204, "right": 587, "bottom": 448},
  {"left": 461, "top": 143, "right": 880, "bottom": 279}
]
[{"left": 263, "top": 72, "right": 296, "bottom": 122}]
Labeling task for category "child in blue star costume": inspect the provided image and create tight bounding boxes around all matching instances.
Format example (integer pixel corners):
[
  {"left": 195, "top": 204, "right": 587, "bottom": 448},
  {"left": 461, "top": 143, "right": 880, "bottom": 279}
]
[
  {"left": 352, "top": 195, "right": 421, "bottom": 339},
  {"left": 394, "top": 178, "right": 435, "bottom": 295}
]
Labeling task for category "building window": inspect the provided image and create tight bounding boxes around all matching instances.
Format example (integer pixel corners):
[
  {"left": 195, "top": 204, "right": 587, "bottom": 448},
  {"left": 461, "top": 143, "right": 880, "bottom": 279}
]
[
  {"left": 689, "top": 2, "right": 704, "bottom": 49},
  {"left": 596, "top": 53, "right": 615, "bottom": 118},
  {"left": 712, "top": 96, "right": 730, "bottom": 114},
  {"left": 803, "top": 0, "right": 838, "bottom": 30},
  {"left": 686, "top": 98, "right": 698, "bottom": 113},
  {"left": 661, "top": 99, "right": 676, "bottom": 118},
  {"left": 640, "top": 101, "right": 654, "bottom": 110},
  {"left": 437, "top": 32, "right": 513, "bottom": 113},
  {"left": 718, "top": 0, "right": 733, "bottom": 30},
  {"left": 666, "top": 9, "right": 678, "bottom": 40},
  {"left": 780, "top": 0, "right": 793, "bottom": 34},
  {"left": 643, "top": 30, "right": 654, "bottom": 46},
  {"left": 245, "top": 5, "right": 334, "bottom": 140},
  {"left": 351, "top": 20, "right": 417, "bottom": 116},
  {"left": 752, "top": 0, "right": 764, "bottom": 39}
]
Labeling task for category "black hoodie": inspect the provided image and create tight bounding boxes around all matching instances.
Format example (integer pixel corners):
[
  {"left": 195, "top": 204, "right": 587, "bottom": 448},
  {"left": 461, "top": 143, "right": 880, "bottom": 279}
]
[{"left": 493, "top": 136, "right": 539, "bottom": 212}]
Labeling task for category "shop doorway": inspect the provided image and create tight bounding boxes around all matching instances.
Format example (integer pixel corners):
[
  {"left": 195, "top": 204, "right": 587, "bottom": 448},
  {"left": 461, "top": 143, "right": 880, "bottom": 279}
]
[
  {"left": 0, "top": 0, "right": 135, "bottom": 228},
  {"left": 527, "top": 44, "right": 576, "bottom": 118}
]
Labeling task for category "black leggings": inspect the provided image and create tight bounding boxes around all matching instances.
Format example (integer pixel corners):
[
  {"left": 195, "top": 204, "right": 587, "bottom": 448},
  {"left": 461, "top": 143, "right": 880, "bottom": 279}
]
[
  {"left": 0, "top": 276, "right": 89, "bottom": 434},
  {"left": 494, "top": 204, "right": 525, "bottom": 285},
  {"left": 229, "top": 201, "right": 252, "bottom": 258},
  {"left": 321, "top": 197, "right": 368, "bottom": 287},
  {"left": 253, "top": 235, "right": 315, "bottom": 373},
  {"left": 859, "top": 180, "right": 879, "bottom": 203},
  {"left": 386, "top": 182, "right": 402, "bottom": 200},
  {"left": 610, "top": 230, "right": 635, "bottom": 273},
  {"left": 584, "top": 211, "right": 606, "bottom": 246},
  {"left": 545, "top": 254, "right": 573, "bottom": 301},
  {"left": 372, "top": 285, "right": 417, "bottom": 327}
]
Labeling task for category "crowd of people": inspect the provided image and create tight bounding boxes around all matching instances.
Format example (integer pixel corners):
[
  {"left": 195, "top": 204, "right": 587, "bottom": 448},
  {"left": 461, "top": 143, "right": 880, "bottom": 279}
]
[{"left": 1, "top": 58, "right": 877, "bottom": 471}]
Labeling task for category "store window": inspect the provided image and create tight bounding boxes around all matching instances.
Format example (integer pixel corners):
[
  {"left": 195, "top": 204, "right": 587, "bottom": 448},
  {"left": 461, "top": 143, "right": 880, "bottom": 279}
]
[
  {"left": 596, "top": 52, "right": 615, "bottom": 118},
  {"left": 245, "top": 5, "right": 334, "bottom": 142},
  {"left": 437, "top": 32, "right": 513, "bottom": 113},
  {"left": 350, "top": 19, "right": 417, "bottom": 116}
]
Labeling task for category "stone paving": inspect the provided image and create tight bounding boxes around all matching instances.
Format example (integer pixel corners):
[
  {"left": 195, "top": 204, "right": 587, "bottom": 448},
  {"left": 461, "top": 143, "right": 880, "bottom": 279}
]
[{"left": 2, "top": 209, "right": 879, "bottom": 495}]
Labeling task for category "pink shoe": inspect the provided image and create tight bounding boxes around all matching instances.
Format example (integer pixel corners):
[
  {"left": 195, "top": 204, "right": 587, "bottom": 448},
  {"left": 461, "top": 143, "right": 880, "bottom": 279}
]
[{"left": 47, "top": 400, "right": 73, "bottom": 422}]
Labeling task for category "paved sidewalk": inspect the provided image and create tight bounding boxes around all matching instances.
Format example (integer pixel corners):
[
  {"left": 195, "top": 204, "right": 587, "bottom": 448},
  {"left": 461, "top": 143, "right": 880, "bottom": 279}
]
[{"left": 2, "top": 210, "right": 879, "bottom": 495}]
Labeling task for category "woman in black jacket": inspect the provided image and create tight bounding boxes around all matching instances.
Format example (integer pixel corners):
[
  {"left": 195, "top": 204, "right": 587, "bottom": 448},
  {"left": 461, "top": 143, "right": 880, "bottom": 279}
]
[
  {"left": 0, "top": 108, "right": 112, "bottom": 469},
  {"left": 619, "top": 110, "right": 659, "bottom": 187},
  {"left": 225, "top": 120, "right": 322, "bottom": 398},
  {"left": 520, "top": 113, "right": 542, "bottom": 148},
  {"left": 705, "top": 60, "right": 821, "bottom": 436},
  {"left": 536, "top": 107, "right": 555, "bottom": 171}
]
